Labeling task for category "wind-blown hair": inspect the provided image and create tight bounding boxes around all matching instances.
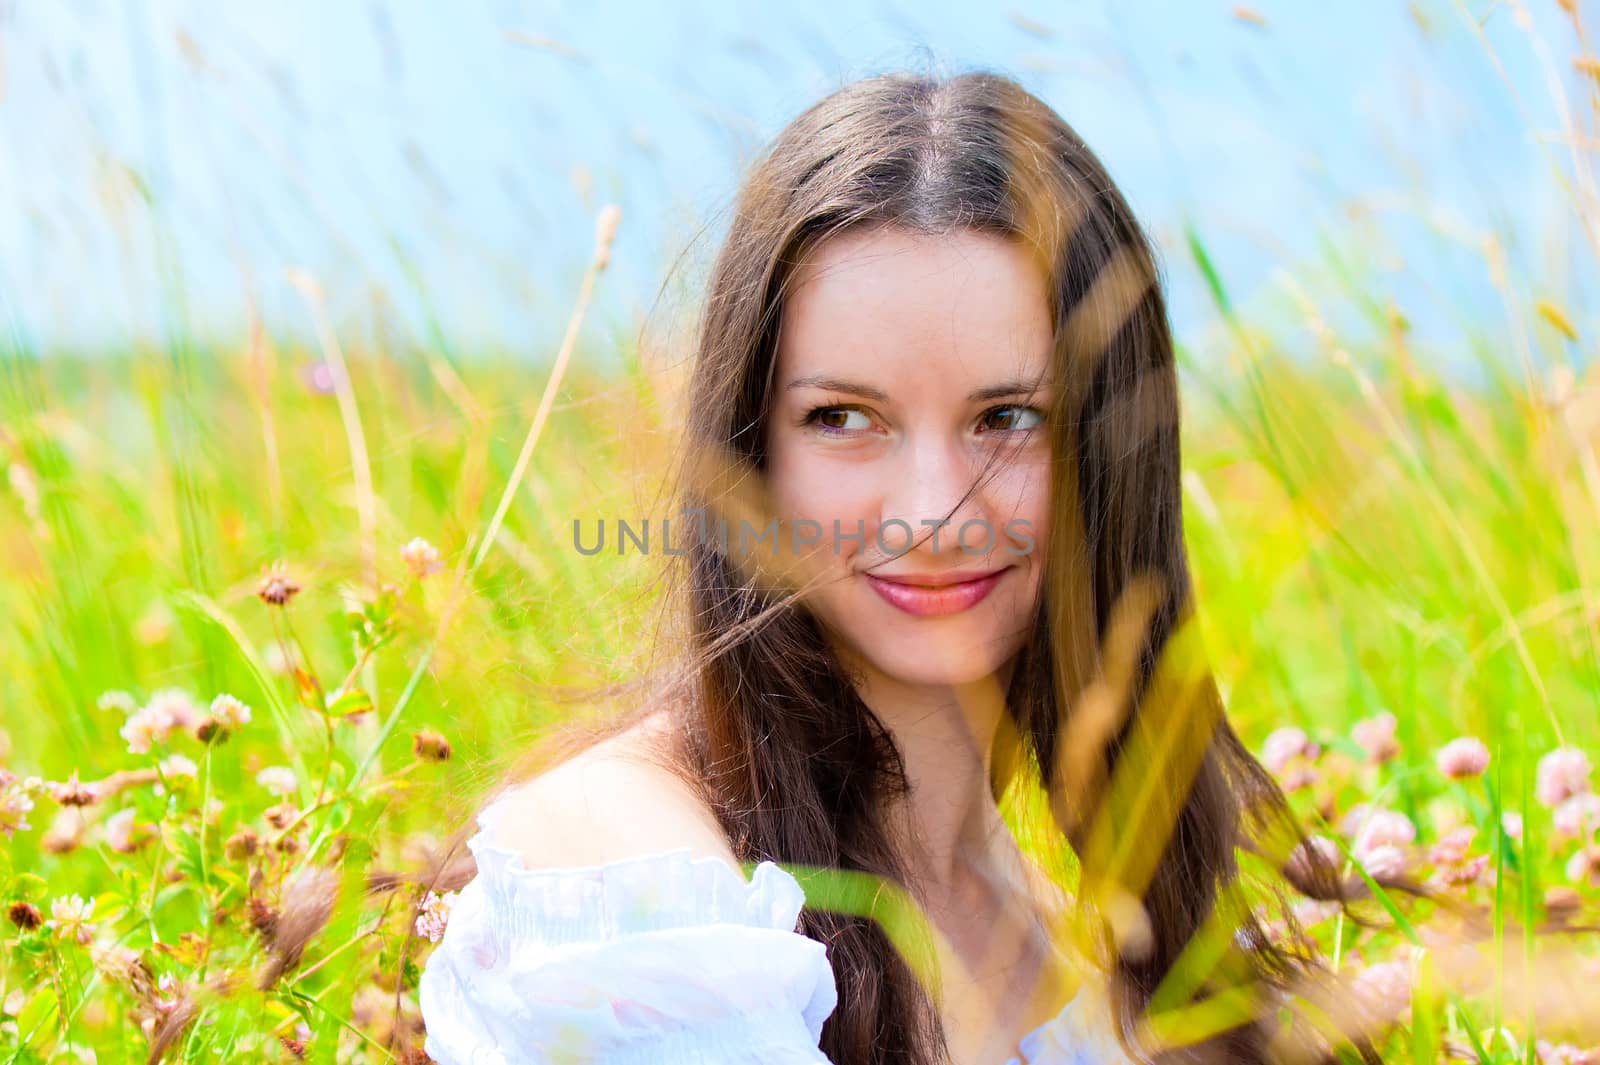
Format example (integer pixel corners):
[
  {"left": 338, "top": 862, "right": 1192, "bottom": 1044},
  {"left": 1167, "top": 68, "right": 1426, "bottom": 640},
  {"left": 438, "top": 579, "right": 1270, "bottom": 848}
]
[{"left": 421, "top": 66, "right": 1372, "bottom": 1065}]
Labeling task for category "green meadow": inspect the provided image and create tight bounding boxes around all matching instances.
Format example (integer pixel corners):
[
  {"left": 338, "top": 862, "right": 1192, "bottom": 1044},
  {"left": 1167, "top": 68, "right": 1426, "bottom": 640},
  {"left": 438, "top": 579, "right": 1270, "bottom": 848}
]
[{"left": 4, "top": 19, "right": 1600, "bottom": 1065}]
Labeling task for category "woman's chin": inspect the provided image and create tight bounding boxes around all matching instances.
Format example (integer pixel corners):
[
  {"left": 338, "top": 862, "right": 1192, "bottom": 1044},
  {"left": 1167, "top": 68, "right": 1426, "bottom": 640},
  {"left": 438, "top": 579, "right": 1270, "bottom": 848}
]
[
  {"left": 859, "top": 648, "right": 1013, "bottom": 691},
  {"left": 814, "top": 610, "right": 1022, "bottom": 689}
]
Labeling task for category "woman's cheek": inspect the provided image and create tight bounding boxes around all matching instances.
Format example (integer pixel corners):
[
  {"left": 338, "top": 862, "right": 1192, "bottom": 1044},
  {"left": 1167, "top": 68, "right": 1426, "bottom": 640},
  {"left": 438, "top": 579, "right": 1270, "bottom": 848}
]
[{"left": 784, "top": 474, "right": 875, "bottom": 540}]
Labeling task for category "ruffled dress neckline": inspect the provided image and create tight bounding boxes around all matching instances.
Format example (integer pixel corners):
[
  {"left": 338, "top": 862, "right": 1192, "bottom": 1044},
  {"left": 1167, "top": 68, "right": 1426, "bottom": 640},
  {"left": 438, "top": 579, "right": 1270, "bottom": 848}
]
[{"left": 468, "top": 792, "right": 1120, "bottom": 1065}]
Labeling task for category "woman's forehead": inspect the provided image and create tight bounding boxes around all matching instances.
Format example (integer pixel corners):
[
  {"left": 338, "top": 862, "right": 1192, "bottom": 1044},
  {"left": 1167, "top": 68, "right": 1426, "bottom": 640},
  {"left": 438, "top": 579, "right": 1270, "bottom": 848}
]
[{"left": 776, "top": 227, "right": 1055, "bottom": 391}]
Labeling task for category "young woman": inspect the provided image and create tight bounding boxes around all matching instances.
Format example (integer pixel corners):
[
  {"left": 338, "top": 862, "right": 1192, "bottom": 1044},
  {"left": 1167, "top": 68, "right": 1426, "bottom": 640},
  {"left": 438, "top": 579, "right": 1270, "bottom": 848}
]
[{"left": 416, "top": 68, "right": 1355, "bottom": 1065}]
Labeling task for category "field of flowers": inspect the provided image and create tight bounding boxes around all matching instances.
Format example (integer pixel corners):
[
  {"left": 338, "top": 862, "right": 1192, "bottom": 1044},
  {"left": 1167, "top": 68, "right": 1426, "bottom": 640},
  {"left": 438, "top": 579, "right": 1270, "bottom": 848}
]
[
  {"left": 4, "top": 15, "right": 1600, "bottom": 1065},
  {"left": 1, "top": 216, "right": 1595, "bottom": 1062}
]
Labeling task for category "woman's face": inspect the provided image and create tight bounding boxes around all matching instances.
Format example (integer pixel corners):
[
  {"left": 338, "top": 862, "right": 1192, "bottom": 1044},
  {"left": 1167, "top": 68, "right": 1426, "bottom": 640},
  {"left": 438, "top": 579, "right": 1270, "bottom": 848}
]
[{"left": 764, "top": 225, "right": 1055, "bottom": 689}]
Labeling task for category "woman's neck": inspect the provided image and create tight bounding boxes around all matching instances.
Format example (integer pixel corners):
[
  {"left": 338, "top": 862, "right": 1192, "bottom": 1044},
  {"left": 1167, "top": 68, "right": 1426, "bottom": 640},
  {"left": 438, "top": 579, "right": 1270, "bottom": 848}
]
[{"left": 842, "top": 652, "right": 1020, "bottom": 900}]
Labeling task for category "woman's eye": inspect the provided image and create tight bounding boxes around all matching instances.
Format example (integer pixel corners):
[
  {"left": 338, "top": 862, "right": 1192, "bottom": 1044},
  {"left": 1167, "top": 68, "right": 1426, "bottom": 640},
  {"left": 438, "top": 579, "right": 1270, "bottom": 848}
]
[
  {"left": 981, "top": 405, "right": 1045, "bottom": 433},
  {"left": 804, "top": 406, "right": 872, "bottom": 434}
]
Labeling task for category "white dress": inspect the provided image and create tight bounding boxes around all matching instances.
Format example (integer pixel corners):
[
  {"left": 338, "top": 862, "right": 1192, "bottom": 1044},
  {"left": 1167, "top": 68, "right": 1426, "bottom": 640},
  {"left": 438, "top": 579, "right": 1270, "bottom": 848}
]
[{"left": 418, "top": 792, "right": 1133, "bottom": 1065}]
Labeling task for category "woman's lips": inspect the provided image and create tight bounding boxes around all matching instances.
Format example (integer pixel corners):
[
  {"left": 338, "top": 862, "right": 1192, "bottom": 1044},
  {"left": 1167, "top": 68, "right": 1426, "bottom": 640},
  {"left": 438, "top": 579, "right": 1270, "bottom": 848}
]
[{"left": 864, "top": 568, "right": 1009, "bottom": 617}]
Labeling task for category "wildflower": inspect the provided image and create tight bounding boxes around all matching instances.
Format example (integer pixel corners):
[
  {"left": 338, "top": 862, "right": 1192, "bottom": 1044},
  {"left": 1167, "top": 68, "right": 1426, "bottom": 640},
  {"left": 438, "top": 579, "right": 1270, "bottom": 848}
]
[
  {"left": 88, "top": 942, "right": 147, "bottom": 990},
  {"left": 246, "top": 896, "right": 279, "bottom": 948},
  {"left": 46, "top": 895, "right": 96, "bottom": 945},
  {"left": 401, "top": 537, "right": 444, "bottom": 579},
  {"left": 209, "top": 693, "right": 251, "bottom": 728},
  {"left": 1278, "top": 762, "right": 1318, "bottom": 793},
  {"left": 46, "top": 771, "right": 100, "bottom": 807},
  {"left": 256, "top": 766, "right": 297, "bottom": 798},
  {"left": 1553, "top": 793, "right": 1600, "bottom": 841},
  {"left": 412, "top": 728, "right": 452, "bottom": 763},
  {"left": 1351, "top": 712, "right": 1400, "bottom": 764},
  {"left": 1351, "top": 808, "right": 1415, "bottom": 856},
  {"left": 158, "top": 754, "right": 197, "bottom": 784},
  {"left": 263, "top": 801, "right": 297, "bottom": 830},
  {"left": 1565, "top": 845, "right": 1600, "bottom": 887},
  {"left": 1501, "top": 811, "right": 1524, "bottom": 842},
  {"left": 119, "top": 688, "right": 201, "bottom": 755},
  {"left": 1348, "top": 808, "right": 1414, "bottom": 883},
  {"left": 1435, "top": 737, "right": 1490, "bottom": 780},
  {"left": 282, "top": 1023, "right": 314, "bottom": 1059},
  {"left": 1358, "top": 844, "right": 1408, "bottom": 882},
  {"left": 6, "top": 900, "right": 42, "bottom": 931},
  {"left": 256, "top": 561, "right": 302, "bottom": 607},
  {"left": 1535, "top": 1040, "right": 1593, "bottom": 1065},
  {"left": 119, "top": 707, "right": 165, "bottom": 755},
  {"left": 1536, "top": 747, "right": 1592, "bottom": 809},
  {"left": 146, "top": 688, "right": 201, "bottom": 730},
  {"left": 1428, "top": 826, "right": 1487, "bottom": 886},
  {"left": 224, "top": 828, "right": 260, "bottom": 860},
  {"left": 197, "top": 693, "right": 252, "bottom": 743},
  {"left": 1339, "top": 802, "right": 1373, "bottom": 837},
  {"left": 1350, "top": 957, "right": 1413, "bottom": 1024},
  {"left": 96, "top": 690, "right": 138, "bottom": 715},
  {"left": 41, "top": 808, "right": 86, "bottom": 854},
  {"left": 414, "top": 889, "right": 458, "bottom": 944},
  {"left": 1261, "top": 726, "right": 1315, "bottom": 775},
  {"left": 1284, "top": 834, "right": 1341, "bottom": 885},
  {"left": 104, "top": 807, "right": 151, "bottom": 854},
  {"left": 1428, "top": 826, "right": 1474, "bottom": 865},
  {"left": 1292, "top": 897, "right": 1340, "bottom": 928},
  {"left": 0, "top": 774, "right": 36, "bottom": 836}
]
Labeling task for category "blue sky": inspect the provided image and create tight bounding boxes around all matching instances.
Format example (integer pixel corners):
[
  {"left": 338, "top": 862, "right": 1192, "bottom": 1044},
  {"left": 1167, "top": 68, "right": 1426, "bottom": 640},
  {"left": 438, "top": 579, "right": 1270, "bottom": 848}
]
[{"left": 0, "top": 0, "right": 1591, "bottom": 382}]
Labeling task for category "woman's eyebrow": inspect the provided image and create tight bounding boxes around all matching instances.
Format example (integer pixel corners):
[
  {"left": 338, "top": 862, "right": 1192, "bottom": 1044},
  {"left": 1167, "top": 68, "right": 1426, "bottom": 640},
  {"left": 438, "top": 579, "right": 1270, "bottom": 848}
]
[
  {"left": 783, "top": 374, "right": 1049, "bottom": 403},
  {"left": 783, "top": 375, "right": 891, "bottom": 402},
  {"left": 968, "top": 376, "right": 1050, "bottom": 402}
]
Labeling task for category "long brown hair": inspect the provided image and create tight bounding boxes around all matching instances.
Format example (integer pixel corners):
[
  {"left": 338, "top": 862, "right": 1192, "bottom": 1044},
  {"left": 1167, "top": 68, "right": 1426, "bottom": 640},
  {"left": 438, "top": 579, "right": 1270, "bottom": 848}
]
[{"left": 419, "top": 66, "right": 1371, "bottom": 1065}]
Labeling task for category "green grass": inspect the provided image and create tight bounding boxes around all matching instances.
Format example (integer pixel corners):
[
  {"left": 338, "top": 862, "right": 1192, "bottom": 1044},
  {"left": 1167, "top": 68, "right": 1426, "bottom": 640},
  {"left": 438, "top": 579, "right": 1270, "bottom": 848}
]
[
  {"left": 0, "top": 257, "right": 1594, "bottom": 1060},
  {"left": 4, "top": 14, "right": 1600, "bottom": 1060}
]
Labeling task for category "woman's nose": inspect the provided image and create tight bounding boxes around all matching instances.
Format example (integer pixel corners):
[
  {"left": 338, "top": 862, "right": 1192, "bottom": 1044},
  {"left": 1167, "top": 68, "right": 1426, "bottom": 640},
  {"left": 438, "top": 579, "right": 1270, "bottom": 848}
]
[{"left": 878, "top": 439, "right": 992, "bottom": 558}]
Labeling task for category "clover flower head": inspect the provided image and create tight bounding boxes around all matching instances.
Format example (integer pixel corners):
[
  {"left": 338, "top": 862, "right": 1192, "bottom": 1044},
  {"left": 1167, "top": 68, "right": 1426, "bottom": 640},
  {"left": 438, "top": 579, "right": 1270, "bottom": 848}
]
[
  {"left": 158, "top": 754, "right": 197, "bottom": 782},
  {"left": 95, "top": 690, "right": 139, "bottom": 715},
  {"left": 47, "top": 894, "right": 97, "bottom": 945},
  {"left": 1553, "top": 794, "right": 1600, "bottom": 841},
  {"left": 414, "top": 889, "right": 458, "bottom": 944},
  {"left": 1537, "top": 748, "right": 1592, "bottom": 809},
  {"left": 401, "top": 537, "right": 445, "bottom": 579},
  {"left": 256, "top": 766, "right": 297, "bottom": 798},
  {"left": 209, "top": 694, "right": 252, "bottom": 730},
  {"left": 1351, "top": 958, "right": 1413, "bottom": 1023},
  {"left": 1500, "top": 811, "right": 1524, "bottom": 842},
  {"left": 1351, "top": 712, "right": 1400, "bottom": 764},
  {"left": 1435, "top": 736, "right": 1490, "bottom": 780},
  {"left": 1261, "top": 726, "right": 1315, "bottom": 775},
  {"left": 1351, "top": 809, "right": 1415, "bottom": 857}
]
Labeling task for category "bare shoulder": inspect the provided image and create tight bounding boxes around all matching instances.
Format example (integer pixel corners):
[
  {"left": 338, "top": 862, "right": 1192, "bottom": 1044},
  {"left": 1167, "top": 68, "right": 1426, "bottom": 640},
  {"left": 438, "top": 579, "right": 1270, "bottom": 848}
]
[{"left": 487, "top": 713, "right": 743, "bottom": 879}]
